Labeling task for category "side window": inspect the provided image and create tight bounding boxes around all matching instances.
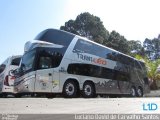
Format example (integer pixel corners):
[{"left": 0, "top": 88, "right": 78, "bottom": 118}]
[
  {"left": 67, "top": 63, "right": 114, "bottom": 79},
  {"left": 134, "top": 60, "right": 142, "bottom": 69},
  {"left": 11, "top": 57, "right": 21, "bottom": 66},
  {"left": 37, "top": 48, "right": 64, "bottom": 70},
  {"left": 74, "top": 39, "right": 114, "bottom": 60},
  {"left": 106, "top": 52, "right": 118, "bottom": 61},
  {"left": 128, "top": 58, "right": 134, "bottom": 67},
  {"left": 0, "top": 64, "right": 6, "bottom": 74},
  {"left": 0, "top": 59, "right": 8, "bottom": 74},
  {"left": 73, "top": 39, "right": 92, "bottom": 53},
  {"left": 114, "top": 71, "right": 130, "bottom": 81},
  {"left": 53, "top": 52, "right": 63, "bottom": 67},
  {"left": 38, "top": 57, "right": 52, "bottom": 69}
]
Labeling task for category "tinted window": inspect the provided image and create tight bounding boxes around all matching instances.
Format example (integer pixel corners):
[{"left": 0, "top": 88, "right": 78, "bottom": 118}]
[
  {"left": 143, "top": 77, "right": 149, "bottom": 84},
  {"left": 0, "top": 59, "right": 8, "bottom": 74},
  {"left": 20, "top": 50, "right": 36, "bottom": 73},
  {"left": 67, "top": 63, "right": 129, "bottom": 81},
  {"left": 0, "top": 64, "right": 6, "bottom": 74},
  {"left": 11, "top": 57, "right": 21, "bottom": 66},
  {"left": 139, "top": 61, "right": 146, "bottom": 70},
  {"left": 134, "top": 60, "right": 142, "bottom": 69},
  {"left": 36, "top": 47, "right": 64, "bottom": 69},
  {"left": 73, "top": 39, "right": 133, "bottom": 65},
  {"left": 114, "top": 70, "right": 130, "bottom": 81},
  {"left": 38, "top": 57, "right": 52, "bottom": 69},
  {"left": 35, "top": 29, "right": 75, "bottom": 48},
  {"left": 73, "top": 39, "right": 138, "bottom": 72}
]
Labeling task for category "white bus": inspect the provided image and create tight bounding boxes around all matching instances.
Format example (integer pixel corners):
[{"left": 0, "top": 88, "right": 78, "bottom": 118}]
[
  {"left": 0, "top": 55, "right": 21, "bottom": 97},
  {"left": 14, "top": 29, "right": 150, "bottom": 98}
]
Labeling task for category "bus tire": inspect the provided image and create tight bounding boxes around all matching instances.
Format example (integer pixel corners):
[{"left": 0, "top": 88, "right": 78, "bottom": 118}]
[
  {"left": 82, "top": 82, "right": 96, "bottom": 98},
  {"left": 63, "top": 80, "right": 78, "bottom": 98},
  {"left": 130, "top": 86, "right": 136, "bottom": 97},
  {"left": 137, "top": 87, "right": 143, "bottom": 97}
]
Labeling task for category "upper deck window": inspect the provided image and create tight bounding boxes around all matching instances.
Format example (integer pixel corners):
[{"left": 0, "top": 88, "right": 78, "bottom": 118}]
[
  {"left": 73, "top": 39, "right": 135, "bottom": 67},
  {"left": 73, "top": 39, "right": 117, "bottom": 60},
  {"left": 35, "top": 29, "right": 75, "bottom": 48}
]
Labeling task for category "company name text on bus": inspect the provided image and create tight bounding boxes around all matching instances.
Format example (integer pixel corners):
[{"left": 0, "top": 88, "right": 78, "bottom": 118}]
[{"left": 77, "top": 53, "right": 107, "bottom": 65}]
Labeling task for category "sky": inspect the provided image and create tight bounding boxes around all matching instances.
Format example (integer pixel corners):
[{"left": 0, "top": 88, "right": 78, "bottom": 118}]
[{"left": 0, "top": 0, "right": 160, "bottom": 63}]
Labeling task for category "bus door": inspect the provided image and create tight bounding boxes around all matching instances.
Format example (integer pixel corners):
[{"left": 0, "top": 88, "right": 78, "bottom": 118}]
[{"left": 35, "top": 56, "right": 54, "bottom": 93}]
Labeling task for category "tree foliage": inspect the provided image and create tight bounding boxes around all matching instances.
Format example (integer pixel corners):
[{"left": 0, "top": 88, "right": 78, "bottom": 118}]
[
  {"left": 60, "top": 12, "right": 133, "bottom": 54},
  {"left": 143, "top": 36, "right": 160, "bottom": 60},
  {"left": 128, "top": 40, "right": 142, "bottom": 53},
  {"left": 106, "top": 30, "right": 130, "bottom": 54},
  {"left": 60, "top": 12, "right": 109, "bottom": 44},
  {"left": 135, "top": 55, "right": 160, "bottom": 89}
]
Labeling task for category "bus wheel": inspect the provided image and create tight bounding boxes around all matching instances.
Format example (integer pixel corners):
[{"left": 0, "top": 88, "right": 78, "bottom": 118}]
[
  {"left": 137, "top": 87, "right": 143, "bottom": 97},
  {"left": 63, "top": 81, "right": 78, "bottom": 98},
  {"left": 130, "top": 87, "right": 136, "bottom": 97},
  {"left": 82, "top": 82, "right": 95, "bottom": 98}
]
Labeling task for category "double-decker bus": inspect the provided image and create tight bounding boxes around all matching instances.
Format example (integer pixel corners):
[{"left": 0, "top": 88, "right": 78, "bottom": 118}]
[
  {"left": 0, "top": 55, "right": 21, "bottom": 97},
  {"left": 14, "top": 29, "right": 150, "bottom": 98}
]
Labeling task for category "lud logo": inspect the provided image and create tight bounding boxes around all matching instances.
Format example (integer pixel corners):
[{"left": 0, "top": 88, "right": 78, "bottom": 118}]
[{"left": 143, "top": 103, "right": 158, "bottom": 111}]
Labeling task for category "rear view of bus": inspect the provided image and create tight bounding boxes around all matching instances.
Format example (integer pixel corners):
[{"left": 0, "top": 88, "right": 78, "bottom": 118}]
[{"left": 0, "top": 55, "right": 21, "bottom": 97}]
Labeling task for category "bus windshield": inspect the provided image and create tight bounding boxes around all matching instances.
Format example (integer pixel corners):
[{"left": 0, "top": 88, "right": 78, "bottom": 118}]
[{"left": 20, "top": 50, "right": 36, "bottom": 74}]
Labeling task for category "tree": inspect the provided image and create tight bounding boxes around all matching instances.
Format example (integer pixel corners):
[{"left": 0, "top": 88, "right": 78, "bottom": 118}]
[
  {"left": 60, "top": 12, "right": 137, "bottom": 55},
  {"left": 143, "top": 38, "right": 154, "bottom": 59},
  {"left": 143, "top": 36, "right": 160, "bottom": 60},
  {"left": 128, "top": 40, "right": 145, "bottom": 56},
  {"left": 60, "top": 12, "right": 109, "bottom": 44},
  {"left": 135, "top": 55, "right": 160, "bottom": 89},
  {"left": 152, "top": 38, "right": 160, "bottom": 59},
  {"left": 106, "top": 30, "right": 130, "bottom": 54},
  {"left": 60, "top": 20, "right": 78, "bottom": 35},
  {"left": 128, "top": 40, "right": 142, "bottom": 53}
]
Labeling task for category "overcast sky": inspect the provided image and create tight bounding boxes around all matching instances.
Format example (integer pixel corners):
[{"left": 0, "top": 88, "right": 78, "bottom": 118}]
[{"left": 0, "top": 0, "right": 160, "bottom": 63}]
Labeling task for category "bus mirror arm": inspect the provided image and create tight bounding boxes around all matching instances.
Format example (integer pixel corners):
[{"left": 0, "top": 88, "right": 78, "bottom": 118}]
[
  {"left": 9, "top": 70, "right": 14, "bottom": 76},
  {"left": 9, "top": 69, "right": 20, "bottom": 77}
]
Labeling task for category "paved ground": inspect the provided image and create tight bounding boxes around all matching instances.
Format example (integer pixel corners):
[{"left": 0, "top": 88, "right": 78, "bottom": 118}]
[
  {"left": 0, "top": 90, "right": 159, "bottom": 118},
  {"left": 144, "top": 90, "right": 160, "bottom": 97},
  {"left": 0, "top": 97, "right": 160, "bottom": 114}
]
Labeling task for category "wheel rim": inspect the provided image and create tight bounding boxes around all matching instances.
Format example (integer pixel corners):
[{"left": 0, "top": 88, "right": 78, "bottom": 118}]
[
  {"left": 131, "top": 87, "right": 136, "bottom": 97},
  {"left": 137, "top": 88, "right": 142, "bottom": 97},
  {"left": 84, "top": 85, "right": 92, "bottom": 96},
  {"left": 65, "top": 83, "right": 75, "bottom": 96}
]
